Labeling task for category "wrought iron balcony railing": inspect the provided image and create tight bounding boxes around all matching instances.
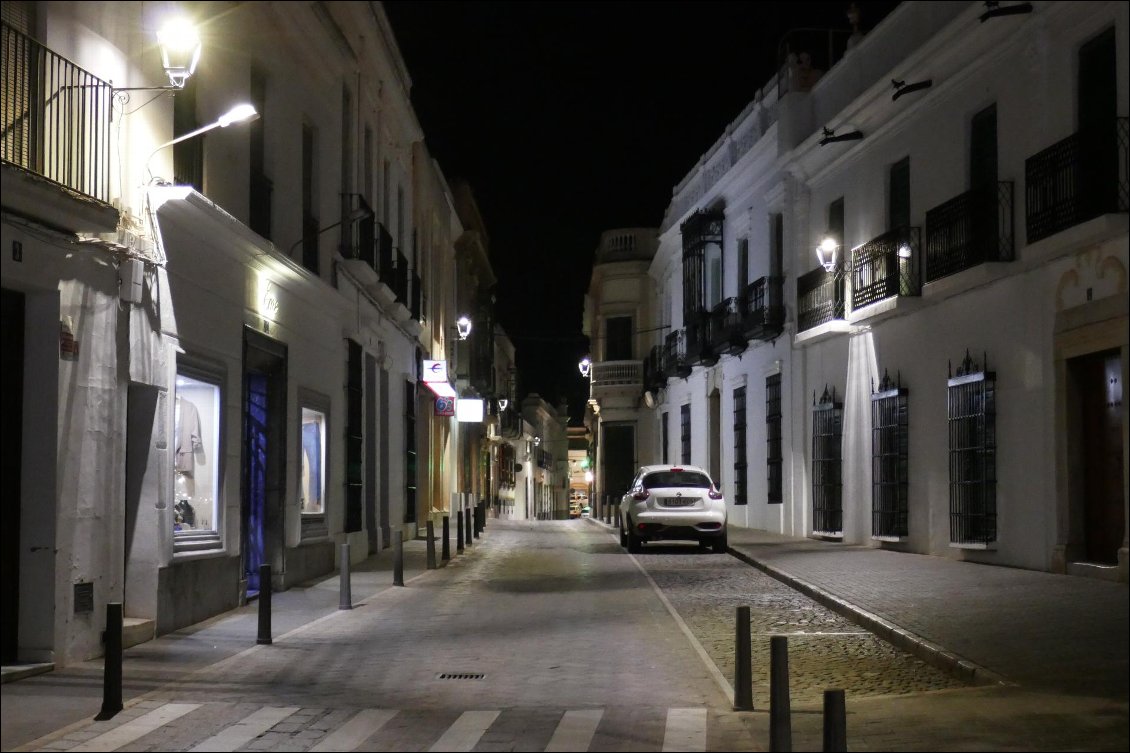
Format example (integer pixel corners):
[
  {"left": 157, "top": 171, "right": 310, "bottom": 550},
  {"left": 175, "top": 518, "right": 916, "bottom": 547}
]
[
  {"left": 1025, "top": 118, "right": 1128, "bottom": 244},
  {"left": 665, "top": 329, "right": 691, "bottom": 379},
  {"left": 740, "top": 276, "right": 784, "bottom": 341},
  {"left": 347, "top": 196, "right": 376, "bottom": 269},
  {"left": 392, "top": 249, "right": 409, "bottom": 304},
  {"left": 591, "top": 360, "right": 643, "bottom": 388},
  {"left": 796, "top": 266, "right": 845, "bottom": 332},
  {"left": 685, "top": 309, "right": 717, "bottom": 366},
  {"left": 851, "top": 226, "right": 921, "bottom": 310},
  {"left": 925, "top": 182, "right": 1014, "bottom": 283},
  {"left": 1, "top": 20, "right": 112, "bottom": 203},
  {"left": 644, "top": 344, "right": 667, "bottom": 391},
  {"left": 708, "top": 297, "right": 746, "bottom": 356}
]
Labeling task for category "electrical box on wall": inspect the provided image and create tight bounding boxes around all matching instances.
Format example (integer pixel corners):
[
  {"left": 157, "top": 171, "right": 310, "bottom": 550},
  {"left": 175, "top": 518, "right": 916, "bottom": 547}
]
[{"left": 119, "top": 259, "right": 144, "bottom": 303}]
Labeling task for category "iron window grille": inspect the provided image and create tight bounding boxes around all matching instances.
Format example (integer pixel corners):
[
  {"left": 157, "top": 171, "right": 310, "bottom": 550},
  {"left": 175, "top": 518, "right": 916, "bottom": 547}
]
[
  {"left": 680, "top": 209, "right": 724, "bottom": 320},
  {"left": 851, "top": 226, "right": 922, "bottom": 309},
  {"left": 741, "top": 276, "right": 785, "bottom": 341},
  {"left": 405, "top": 379, "right": 417, "bottom": 524},
  {"left": 344, "top": 340, "right": 363, "bottom": 533},
  {"left": 797, "top": 266, "right": 845, "bottom": 332},
  {"left": 812, "top": 386, "right": 843, "bottom": 535},
  {"left": 925, "top": 182, "right": 1014, "bottom": 282},
  {"left": 665, "top": 329, "right": 691, "bottom": 379},
  {"left": 766, "top": 374, "right": 783, "bottom": 504},
  {"left": 871, "top": 370, "right": 909, "bottom": 539},
  {"left": 680, "top": 403, "right": 691, "bottom": 465},
  {"left": 733, "top": 387, "right": 748, "bottom": 505},
  {"left": 947, "top": 351, "right": 996, "bottom": 546}
]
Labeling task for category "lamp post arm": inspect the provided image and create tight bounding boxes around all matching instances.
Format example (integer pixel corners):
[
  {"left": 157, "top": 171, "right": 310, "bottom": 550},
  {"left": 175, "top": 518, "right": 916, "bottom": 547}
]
[{"left": 145, "top": 120, "right": 224, "bottom": 182}]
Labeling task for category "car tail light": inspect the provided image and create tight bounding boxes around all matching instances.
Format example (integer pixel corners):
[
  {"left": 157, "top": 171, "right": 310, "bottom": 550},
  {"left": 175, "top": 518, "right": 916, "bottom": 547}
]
[
  {"left": 708, "top": 486, "right": 723, "bottom": 500},
  {"left": 632, "top": 488, "right": 650, "bottom": 501}
]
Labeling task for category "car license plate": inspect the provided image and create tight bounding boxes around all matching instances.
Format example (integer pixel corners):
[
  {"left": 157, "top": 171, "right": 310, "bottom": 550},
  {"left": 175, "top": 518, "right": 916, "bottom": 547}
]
[{"left": 660, "top": 497, "right": 697, "bottom": 507}]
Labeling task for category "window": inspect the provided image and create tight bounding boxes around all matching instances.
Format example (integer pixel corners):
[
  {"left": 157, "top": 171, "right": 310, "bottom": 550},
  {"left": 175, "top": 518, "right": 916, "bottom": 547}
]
[
  {"left": 828, "top": 198, "right": 845, "bottom": 251},
  {"left": 249, "top": 65, "right": 271, "bottom": 240},
  {"left": 302, "top": 123, "right": 319, "bottom": 274},
  {"left": 737, "top": 238, "right": 749, "bottom": 297},
  {"left": 812, "top": 387, "right": 843, "bottom": 534},
  {"left": 605, "top": 316, "right": 633, "bottom": 361},
  {"left": 405, "top": 380, "right": 417, "bottom": 524},
  {"left": 871, "top": 375, "right": 908, "bottom": 539},
  {"left": 766, "top": 374, "right": 782, "bottom": 504},
  {"left": 173, "top": 372, "right": 221, "bottom": 541},
  {"left": 173, "top": 77, "right": 202, "bottom": 191},
  {"left": 300, "top": 406, "right": 327, "bottom": 514},
  {"left": 733, "top": 387, "right": 747, "bottom": 505},
  {"left": 680, "top": 404, "right": 691, "bottom": 465},
  {"left": 345, "top": 340, "right": 363, "bottom": 533},
  {"left": 661, "top": 412, "right": 669, "bottom": 465},
  {"left": 948, "top": 354, "right": 996, "bottom": 546}
]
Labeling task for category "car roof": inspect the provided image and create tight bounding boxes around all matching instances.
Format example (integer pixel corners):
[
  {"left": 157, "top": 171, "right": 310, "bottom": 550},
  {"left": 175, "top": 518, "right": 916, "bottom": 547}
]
[{"left": 638, "top": 464, "right": 711, "bottom": 477}]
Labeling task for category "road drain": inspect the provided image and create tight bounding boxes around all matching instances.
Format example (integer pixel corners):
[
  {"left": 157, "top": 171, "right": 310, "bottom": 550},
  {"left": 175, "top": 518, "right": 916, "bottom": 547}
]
[{"left": 437, "top": 672, "right": 485, "bottom": 680}]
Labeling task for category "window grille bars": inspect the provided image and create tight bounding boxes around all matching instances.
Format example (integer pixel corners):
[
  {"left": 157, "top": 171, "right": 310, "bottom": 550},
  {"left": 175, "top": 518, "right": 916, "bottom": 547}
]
[
  {"left": 947, "top": 351, "right": 996, "bottom": 546},
  {"left": 871, "top": 370, "right": 909, "bottom": 538},
  {"left": 812, "top": 386, "right": 843, "bottom": 533}
]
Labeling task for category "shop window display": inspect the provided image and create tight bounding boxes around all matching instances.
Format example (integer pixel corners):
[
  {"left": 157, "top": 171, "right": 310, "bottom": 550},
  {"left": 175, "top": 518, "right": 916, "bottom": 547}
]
[
  {"left": 173, "top": 374, "right": 221, "bottom": 535},
  {"left": 301, "top": 407, "right": 326, "bottom": 514}
]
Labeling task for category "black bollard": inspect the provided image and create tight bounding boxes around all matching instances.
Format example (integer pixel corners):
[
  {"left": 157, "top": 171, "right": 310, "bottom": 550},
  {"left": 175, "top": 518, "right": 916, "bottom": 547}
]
[
  {"left": 770, "top": 635, "right": 792, "bottom": 751},
  {"left": 465, "top": 508, "right": 473, "bottom": 547},
  {"left": 474, "top": 503, "right": 481, "bottom": 538},
  {"left": 393, "top": 533, "right": 404, "bottom": 587},
  {"left": 426, "top": 520, "right": 437, "bottom": 569},
  {"left": 734, "top": 605, "right": 753, "bottom": 710},
  {"left": 456, "top": 508, "right": 465, "bottom": 554},
  {"left": 339, "top": 543, "right": 353, "bottom": 610},
  {"left": 95, "top": 602, "right": 123, "bottom": 720},
  {"left": 823, "top": 689, "right": 846, "bottom": 752},
  {"left": 442, "top": 515, "right": 451, "bottom": 561},
  {"left": 257, "top": 564, "right": 272, "bottom": 645}
]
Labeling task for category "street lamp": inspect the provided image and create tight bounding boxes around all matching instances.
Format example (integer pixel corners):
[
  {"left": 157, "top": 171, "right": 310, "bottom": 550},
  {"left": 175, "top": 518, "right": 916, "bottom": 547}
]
[
  {"left": 156, "top": 17, "right": 201, "bottom": 88},
  {"left": 288, "top": 202, "right": 374, "bottom": 256},
  {"left": 146, "top": 103, "right": 259, "bottom": 183},
  {"left": 816, "top": 235, "right": 840, "bottom": 272},
  {"left": 456, "top": 316, "right": 473, "bottom": 340},
  {"left": 578, "top": 356, "right": 591, "bottom": 378},
  {"left": 498, "top": 398, "right": 509, "bottom": 412}
]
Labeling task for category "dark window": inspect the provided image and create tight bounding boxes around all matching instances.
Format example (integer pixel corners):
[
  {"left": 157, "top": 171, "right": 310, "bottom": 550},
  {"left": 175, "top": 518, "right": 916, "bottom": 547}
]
[
  {"left": 603, "top": 424, "right": 636, "bottom": 500},
  {"left": 680, "top": 404, "right": 691, "bottom": 465},
  {"left": 605, "top": 316, "right": 633, "bottom": 361},
  {"left": 173, "top": 78, "right": 202, "bottom": 191},
  {"left": 661, "top": 412, "right": 669, "bottom": 465},
  {"left": 889, "top": 158, "right": 910, "bottom": 230},
  {"left": 737, "top": 238, "right": 749, "bottom": 297},
  {"left": 344, "top": 340, "right": 363, "bottom": 533},
  {"left": 948, "top": 357, "right": 996, "bottom": 545},
  {"left": 766, "top": 374, "right": 782, "bottom": 504},
  {"left": 405, "top": 380, "right": 417, "bottom": 524},
  {"left": 812, "top": 387, "right": 843, "bottom": 534},
  {"left": 970, "top": 105, "right": 998, "bottom": 191},
  {"left": 1078, "top": 27, "right": 1119, "bottom": 215},
  {"left": 828, "top": 197, "right": 845, "bottom": 248},
  {"left": 249, "top": 66, "right": 271, "bottom": 239},
  {"left": 770, "top": 214, "right": 784, "bottom": 277},
  {"left": 733, "top": 387, "right": 747, "bottom": 505},
  {"left": 871, "top": 376, "right": 909, "bottom": 538},
  {"left": 302, "top": 123, "right": 318, "bottom": 274}
]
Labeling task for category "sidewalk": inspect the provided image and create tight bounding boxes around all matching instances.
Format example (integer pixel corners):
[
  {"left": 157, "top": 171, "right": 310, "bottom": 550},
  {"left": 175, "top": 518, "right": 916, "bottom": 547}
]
[
  {"left": 718, "top": 525, "right": 1129, "bottom": 699},
  {"left": 0, "top": 533, "right": 450, "bottom": 752}
]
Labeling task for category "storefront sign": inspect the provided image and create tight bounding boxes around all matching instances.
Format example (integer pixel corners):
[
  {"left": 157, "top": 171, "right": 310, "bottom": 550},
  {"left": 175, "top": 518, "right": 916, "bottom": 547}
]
[
  {"left": 456, "top": 398, "right": 484, "bottom": 423},
  {"left": 435, "top": 396, "right": 455, "bottom": 416}
]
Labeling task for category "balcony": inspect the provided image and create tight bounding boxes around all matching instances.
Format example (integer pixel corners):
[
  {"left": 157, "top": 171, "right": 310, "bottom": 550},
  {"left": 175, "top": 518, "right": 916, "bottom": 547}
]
[
  {"left": 925, "top": 183, "right": 1014, "bottom": 283},
  {"left": 708, "top": 298, "right": 746, "bottom": 357},
  {"left": 665, "top": 329, "right": 691, "bottom": 379},
  {"left": 644, "top": 344, "right": 667, "bottom": 392},
  {"left": 1025, "top": 118, "right": 1128, "bottom": 244},
  {"left": 1, "top": 20, "right": 117, "bottom": 232},
  {"left": 591, "top": 360, "right": 643, "bottom": 389},
  {"left": 850, "top": 226, "right": 921, "bottom": 310},
  {"left": 740, "top": 276, "right": 784, "bottom": 341},
  {"left": 685, "top": 310, "right": 717, "bottom": 366},
  {"left": 797, "top": 267, "right": 845, "bottom": 333}
]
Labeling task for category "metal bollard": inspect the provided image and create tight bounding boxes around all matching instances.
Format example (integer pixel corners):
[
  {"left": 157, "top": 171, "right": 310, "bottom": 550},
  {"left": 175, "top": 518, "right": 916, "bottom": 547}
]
[
  {"left": 95, "top": 602, "right": 123, "bottom": 720},
  {"left": 339, "top": 543, "right": 353, "bottom": 610},
  {"left": 257, "top": 564, "right": 272, "bottom": 645},
  {"left": 823, "top": 689, "right": 846, "bottom": 752},
  {"left": 456, "top": 508, "right": 465, "bottom": 554},
  {"left": 770, "top": 635, "right": 792, "bottom": 751},
  {"left": 442, "top": 515, "right": 451, "bottom": 561},
  {"left": 465, "top": 508, "right": 473, "bottom": 547},
  {"left": 426, "top": 520, "right": 437, "bottom": 569},
  {"left": 734, "top": 605, "right": 753, "bottom": 710},
  {"left": 393, "top": 533, "right": 404, "bottom": 587},
  {"left": 474, "top": 503, "right": 481, "bottom": 538}
]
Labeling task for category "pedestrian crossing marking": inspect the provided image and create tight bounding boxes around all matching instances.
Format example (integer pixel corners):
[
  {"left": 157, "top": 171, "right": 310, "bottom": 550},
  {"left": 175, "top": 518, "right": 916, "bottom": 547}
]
[
  {"left": 428, "top": 709, "right": 501, "bottom": 751},
  {"left": 188, "top": 705, "right": 300, "bottom": 752},
  {"left": 545, "top": 709, "right": 603, "bottom": 752},
  {"left": 308, "top": 708, "right": 398, "bottom": 752},
  {"left": 70, "top": 703, "right": 201, "bottom": 752},
  {"left": 662, "top": 707, "right": 707, "bottom": 752}
]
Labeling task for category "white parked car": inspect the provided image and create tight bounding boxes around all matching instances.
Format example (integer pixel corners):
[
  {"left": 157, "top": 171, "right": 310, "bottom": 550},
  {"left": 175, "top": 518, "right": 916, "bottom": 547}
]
[{"left": 619, "top": 464, "right": 728, "bottom": 553}]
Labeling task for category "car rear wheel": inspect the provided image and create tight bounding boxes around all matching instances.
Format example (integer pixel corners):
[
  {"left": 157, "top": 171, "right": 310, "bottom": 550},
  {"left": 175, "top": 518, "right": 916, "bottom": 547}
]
[
  {"left": 711, "top": 529, "right": 728, "bottom": 553},
  {"left": 627, "top": 520, "right": 643, "bottom": 553},
  {"left": 619, "top": 516, "right": 628, "bottom": 547}
]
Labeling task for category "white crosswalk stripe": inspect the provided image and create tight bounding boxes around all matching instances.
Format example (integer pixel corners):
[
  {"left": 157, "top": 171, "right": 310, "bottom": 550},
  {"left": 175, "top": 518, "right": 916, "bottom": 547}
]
[
  {"left": 189, "top": 705, "right": 300, "bottom": 752},
  {"left": 428, "top": 709, "right": 501, "bottom": 751},
  {"left": 69, "top": 703, "right": 201, "bottom": 752},
  {"left": 545, "top": 708, "right": 603, "bottom": 752},
  {"left": 308, "top": 708, "right": 398, "bottom": 752},
  {"left": 662, "top": 707, "right": 708, "bottom": 752}
]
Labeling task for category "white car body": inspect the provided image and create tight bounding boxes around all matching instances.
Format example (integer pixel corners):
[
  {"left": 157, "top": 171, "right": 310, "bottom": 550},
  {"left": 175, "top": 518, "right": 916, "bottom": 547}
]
[{"left": 618, "top": 464, "right": 728, "bottom": 553}]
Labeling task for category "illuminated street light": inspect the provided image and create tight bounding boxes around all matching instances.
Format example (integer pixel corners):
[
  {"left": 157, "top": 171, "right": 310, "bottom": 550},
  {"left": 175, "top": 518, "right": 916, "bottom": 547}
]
[
  {"left": 578, "top": 356, "right": 591, "bottom": 378},
  {"left": 147, "top": 103, "right": 258, "bottom": 183},
  {"left": 817, "top": 236, "right": 839, "bottom": 272},
  {"left": 456, "top": 316, "right": 473, "bottom": 340}
]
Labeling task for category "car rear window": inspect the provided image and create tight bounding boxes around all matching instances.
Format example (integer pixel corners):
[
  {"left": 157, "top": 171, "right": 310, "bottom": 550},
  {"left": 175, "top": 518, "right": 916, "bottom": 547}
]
[{"left": 643, "top": 471, "right": 711, "bottom": 489}]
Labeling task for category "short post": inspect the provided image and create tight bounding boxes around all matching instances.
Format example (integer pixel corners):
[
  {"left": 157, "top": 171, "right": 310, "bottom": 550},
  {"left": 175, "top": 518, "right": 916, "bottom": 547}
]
[
  {"left": 95, "top": 602, "right": 123, "bottom": 720},
  {"left": 456, "top": 508, "right": 465, "bottom": 554},
  {"left": 734, "top": 605, "right": 753, "bottom": 710},
  {"left": 426, "top": 520, "right": 437, "bottom": 569},
  {"left": 474, "top": 503, "right": 481, "bottom": 538},
  {"left": 393, "top": 533, "right": 404, "bottom": 587},
  {"left": 823, "top": 689, "right": 846, "bottom": 752},
  {"left": 465, "top": 508, "right": 473, "bottom": 547},
  {"left": 442, "top": 515, "right": 451, "bottom": 561},
  {"left": 770, "top": 635, "right": 792, "bottom": 752},
  {"left": 339, "top": 543, "right": 353, "bottom": 610},
  {"left": 257, "top": 564, "right": 272, "bottom": 645}
]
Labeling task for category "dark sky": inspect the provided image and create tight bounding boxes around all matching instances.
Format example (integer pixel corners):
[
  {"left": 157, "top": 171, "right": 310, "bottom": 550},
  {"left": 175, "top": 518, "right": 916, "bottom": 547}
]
[{"left": 383, "top": 1, "right": 900, "bottom": 424}]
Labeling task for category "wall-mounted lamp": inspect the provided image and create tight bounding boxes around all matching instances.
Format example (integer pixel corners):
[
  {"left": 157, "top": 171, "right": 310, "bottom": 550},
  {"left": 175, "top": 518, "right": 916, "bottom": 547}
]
[
  {"left": 498, "top": 398, "right": 509, "bottom": 412},
  {"left": 115, "top": 18, "right": 201, "bottom": 94},
  {"left": 578, "top": 356, "right": 592, "bottom": 378},
  {"left": 897, "top": 243, "right": 913, "bottom": 260},
  {"left": 818, "top": 126, "right": 864, "bottom": 146},
  {"left": 979, "top": 1, "right": 1033, "bottom": 23},
  {"left": 146, "top": 103, "right": 258, "bottom": 183},
  {"left": 891, "top": 78, "right": 933, "bottom": 101},
  {"left": 533, "top": 436, "right": 541, "bottom": 447},
  {"left": 816, "top": 236, "right": 840, "bottom": 272},
  {"left": 456, "top": 316, "right": 473, "bottom": 340}
]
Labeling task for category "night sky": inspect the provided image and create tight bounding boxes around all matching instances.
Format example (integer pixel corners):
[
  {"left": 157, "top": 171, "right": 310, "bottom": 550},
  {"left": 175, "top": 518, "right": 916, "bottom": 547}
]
[{"left": 383, "top": 1, "right": 900, "bottom": 424}]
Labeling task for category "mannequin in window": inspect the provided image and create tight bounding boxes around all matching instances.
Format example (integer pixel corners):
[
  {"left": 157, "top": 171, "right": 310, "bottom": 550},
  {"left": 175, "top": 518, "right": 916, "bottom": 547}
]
[{"left": 174, "top": 395, "right": 205, "bottom": 528}]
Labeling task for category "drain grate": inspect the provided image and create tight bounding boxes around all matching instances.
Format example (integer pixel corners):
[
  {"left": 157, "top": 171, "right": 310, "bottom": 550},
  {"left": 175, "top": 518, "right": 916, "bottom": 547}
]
[{"left": 437, "top": 672, "right": 485, "bottom": 681}]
